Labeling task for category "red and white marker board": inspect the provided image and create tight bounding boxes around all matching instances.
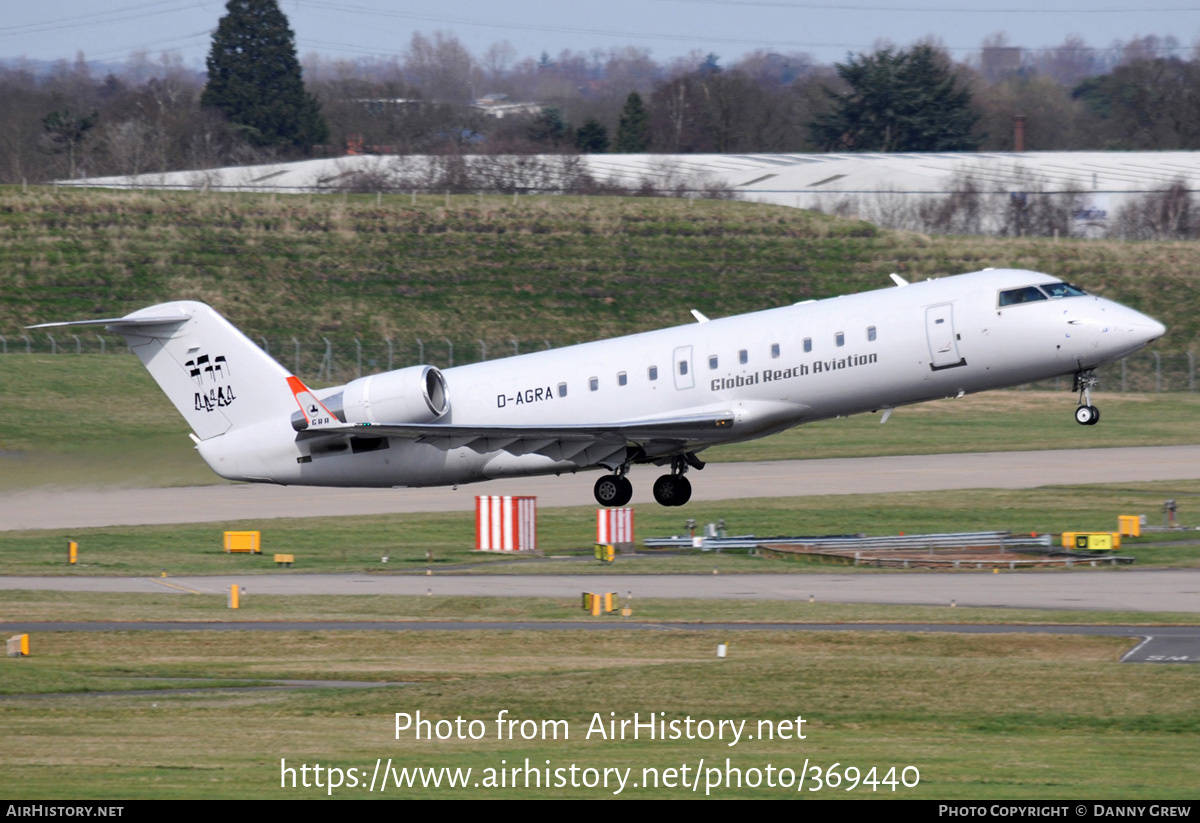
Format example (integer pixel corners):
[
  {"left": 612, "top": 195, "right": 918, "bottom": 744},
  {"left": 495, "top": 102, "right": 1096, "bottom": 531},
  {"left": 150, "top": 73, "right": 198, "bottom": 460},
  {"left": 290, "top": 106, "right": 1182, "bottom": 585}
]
[
  {"left": 475, "top": 495, "right": 537, "bottom": 552},
  {"left": 597, "top": 508, "right": 634, "bottom": 545}
]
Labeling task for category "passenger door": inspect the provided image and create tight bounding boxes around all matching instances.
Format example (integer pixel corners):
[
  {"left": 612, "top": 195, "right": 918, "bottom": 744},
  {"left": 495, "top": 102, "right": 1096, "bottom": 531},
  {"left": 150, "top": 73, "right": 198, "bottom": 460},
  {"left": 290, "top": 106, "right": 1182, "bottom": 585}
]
[{"left": 925, "top": 304, "right": 965, "bottom": 370}]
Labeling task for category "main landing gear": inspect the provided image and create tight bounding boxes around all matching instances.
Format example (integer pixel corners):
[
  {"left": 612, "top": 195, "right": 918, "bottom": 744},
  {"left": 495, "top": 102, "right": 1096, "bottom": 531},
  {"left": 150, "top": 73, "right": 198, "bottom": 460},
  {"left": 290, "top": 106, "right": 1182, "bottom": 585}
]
[
  {"left": 592, "top": 454, "right": 701, "bottom": 508},
  {"left": 652, "top": 473, "right": 691, "bottom": 507},
  {"left": 1073, "top": 370, "right": 1100, "bottom": 426},
  {"left": 593, "top": 471, "right": 633, "bottom": 507}
]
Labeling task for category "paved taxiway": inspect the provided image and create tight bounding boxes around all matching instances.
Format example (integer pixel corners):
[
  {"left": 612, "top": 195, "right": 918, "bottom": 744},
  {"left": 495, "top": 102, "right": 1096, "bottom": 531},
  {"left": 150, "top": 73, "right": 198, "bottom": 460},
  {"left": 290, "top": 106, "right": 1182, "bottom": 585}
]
[{"left": 3, "top": 445, "right": 1200, "bottom": 530}]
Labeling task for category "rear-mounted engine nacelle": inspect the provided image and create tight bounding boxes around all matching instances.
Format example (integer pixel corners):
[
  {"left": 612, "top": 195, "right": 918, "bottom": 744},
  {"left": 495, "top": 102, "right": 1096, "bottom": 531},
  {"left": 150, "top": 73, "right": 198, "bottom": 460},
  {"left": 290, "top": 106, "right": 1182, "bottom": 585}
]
[
  {"left": 337, "top": 365, "right": 449, "bottom": 424},
  {"left": 291, "top": 365, "right": 450, "bottom": 431}
]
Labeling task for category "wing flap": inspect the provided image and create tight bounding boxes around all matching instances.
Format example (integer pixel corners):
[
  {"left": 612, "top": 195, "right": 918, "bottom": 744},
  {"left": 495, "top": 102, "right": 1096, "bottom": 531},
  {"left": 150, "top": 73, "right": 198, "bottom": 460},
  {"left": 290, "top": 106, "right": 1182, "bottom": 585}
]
[{"left": 311, "top": 410, "right": 735, "bottom": 444}]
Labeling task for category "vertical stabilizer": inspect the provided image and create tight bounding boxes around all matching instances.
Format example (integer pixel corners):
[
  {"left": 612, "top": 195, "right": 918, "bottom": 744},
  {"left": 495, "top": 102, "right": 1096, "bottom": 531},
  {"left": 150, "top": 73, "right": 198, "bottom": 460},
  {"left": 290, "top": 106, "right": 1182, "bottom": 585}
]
[{"left": 31, "top": 301, "right": 296, "bottom": 440}]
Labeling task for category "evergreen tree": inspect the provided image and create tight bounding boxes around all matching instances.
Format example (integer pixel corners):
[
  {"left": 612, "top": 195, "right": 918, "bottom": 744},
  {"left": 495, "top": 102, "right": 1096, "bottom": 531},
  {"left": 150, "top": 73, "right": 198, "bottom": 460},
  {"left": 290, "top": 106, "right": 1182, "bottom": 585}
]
[
  {"left": 528, "top": 106, "right": 569, "bottom": 147},
  {"left": 810, "top": 45, "right": 980, "bottom": 152},
  {"left": 200, "top": 0, "right": 327, "bottom": 150},
  {"left": 699, "top": 53, "right": 722, "bottom": 76},
  {"left": 613, "top": 92, "right": 651, "bottom": 153},
  {"left": 42, "top": 108, "right": 98, "bottom": 178},
  {"left": 574, "top": 118, "right": 609, "bottom": 153}
]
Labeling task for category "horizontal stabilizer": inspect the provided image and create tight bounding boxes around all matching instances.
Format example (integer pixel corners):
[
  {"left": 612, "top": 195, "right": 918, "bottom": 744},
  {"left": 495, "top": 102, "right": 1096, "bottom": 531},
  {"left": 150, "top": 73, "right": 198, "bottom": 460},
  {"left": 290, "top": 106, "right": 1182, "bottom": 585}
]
[{"left": 28, "top": 307, "right": 194, "bottom": 330}]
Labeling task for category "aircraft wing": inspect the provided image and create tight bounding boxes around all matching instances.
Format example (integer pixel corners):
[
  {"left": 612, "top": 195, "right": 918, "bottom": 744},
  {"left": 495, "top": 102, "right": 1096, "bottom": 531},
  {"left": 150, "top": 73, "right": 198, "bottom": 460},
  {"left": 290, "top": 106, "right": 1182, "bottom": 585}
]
[{"left": 301, "top": 412, "right": 736, "bottom": 462}]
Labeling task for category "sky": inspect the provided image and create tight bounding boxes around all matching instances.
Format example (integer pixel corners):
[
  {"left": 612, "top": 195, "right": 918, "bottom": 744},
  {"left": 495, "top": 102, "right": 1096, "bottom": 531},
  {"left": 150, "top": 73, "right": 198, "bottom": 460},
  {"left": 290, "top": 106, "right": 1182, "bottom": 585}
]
[{"left": 1, "top": 0, "right": 1198, "bottom": 70}]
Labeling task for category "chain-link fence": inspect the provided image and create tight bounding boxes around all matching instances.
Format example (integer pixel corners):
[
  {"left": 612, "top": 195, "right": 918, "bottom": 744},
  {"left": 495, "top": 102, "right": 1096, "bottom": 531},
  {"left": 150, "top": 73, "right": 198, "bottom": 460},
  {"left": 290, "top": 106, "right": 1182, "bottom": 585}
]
[
  {"left": 1018, "top": 352, "right": 1198, "bottom": 393},
  {"left": 0, "top": 331, "right": 574, "bottom": 385}
]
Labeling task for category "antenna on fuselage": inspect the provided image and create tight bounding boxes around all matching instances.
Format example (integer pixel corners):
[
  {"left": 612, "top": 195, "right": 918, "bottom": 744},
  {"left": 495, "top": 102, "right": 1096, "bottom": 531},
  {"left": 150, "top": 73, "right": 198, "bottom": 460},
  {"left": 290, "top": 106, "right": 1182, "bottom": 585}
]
[
  {"left": 690, "top": 309, "right": 711, "bottom": 323},
  {"left": 889, "top": 273, "right": 908, "bottom": 287}
]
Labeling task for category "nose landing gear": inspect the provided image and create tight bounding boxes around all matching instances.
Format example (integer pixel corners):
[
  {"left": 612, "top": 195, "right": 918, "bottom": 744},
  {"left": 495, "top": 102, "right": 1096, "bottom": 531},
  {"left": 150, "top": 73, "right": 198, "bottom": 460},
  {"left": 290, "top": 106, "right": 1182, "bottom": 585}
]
[{"left": 1073, "top": 370, "right": 1100, "bottom": 426}]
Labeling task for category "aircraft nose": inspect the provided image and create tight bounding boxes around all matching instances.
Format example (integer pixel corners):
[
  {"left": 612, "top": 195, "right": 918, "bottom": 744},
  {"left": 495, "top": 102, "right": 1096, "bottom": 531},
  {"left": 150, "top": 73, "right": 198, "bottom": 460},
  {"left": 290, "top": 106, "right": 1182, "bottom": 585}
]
[
  {"left": 1103, "top": 303, "right": 1166, "bottom": 354},
  {"left": 1121, "top": 308, "right": 1166, "bottom": 345},
  {"left": 1140, "top": 317, "right": 1167, "bottom": 343}
]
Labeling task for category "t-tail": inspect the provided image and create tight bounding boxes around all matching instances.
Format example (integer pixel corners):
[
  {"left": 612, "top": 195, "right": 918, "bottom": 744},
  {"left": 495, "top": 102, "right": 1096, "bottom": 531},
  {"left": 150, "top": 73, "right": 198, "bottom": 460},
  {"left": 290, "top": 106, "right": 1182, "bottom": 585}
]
[{"left": 29, "top": 300, "right": 304, "bottom": 443}]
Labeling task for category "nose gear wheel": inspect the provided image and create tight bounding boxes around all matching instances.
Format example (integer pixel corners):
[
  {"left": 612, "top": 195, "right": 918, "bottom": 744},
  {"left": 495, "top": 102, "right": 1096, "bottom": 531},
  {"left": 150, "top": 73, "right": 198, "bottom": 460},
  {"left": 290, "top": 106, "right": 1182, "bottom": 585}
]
[{"left": 1073, "top": 370, "right": 1100, "bottom": 426}]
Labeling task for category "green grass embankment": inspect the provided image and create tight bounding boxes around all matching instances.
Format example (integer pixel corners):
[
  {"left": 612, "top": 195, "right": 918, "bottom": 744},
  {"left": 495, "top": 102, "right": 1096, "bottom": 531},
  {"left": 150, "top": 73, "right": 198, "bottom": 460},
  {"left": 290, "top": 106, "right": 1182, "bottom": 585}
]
[{"left": 0, "top": 187, "right": 1188, "bottom": 346}]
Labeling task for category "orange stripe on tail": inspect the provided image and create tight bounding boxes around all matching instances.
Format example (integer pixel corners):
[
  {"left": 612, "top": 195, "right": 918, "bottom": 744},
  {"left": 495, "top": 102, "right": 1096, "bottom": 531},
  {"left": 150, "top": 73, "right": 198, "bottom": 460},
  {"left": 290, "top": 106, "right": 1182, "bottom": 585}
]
[{"left": 287, "top": 376, "right": 339, "bottom": 427}]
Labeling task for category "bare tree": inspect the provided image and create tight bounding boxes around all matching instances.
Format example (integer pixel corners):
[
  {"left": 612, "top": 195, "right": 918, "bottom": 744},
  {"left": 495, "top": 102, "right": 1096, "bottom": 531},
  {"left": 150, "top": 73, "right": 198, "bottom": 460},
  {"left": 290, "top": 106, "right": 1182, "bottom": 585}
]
[
  {"left": 1109, "top": 181, "right": 1195, "bottom": 239},
  {"left": 404, "top": 31, "right": 477, "bottom": 103},
  {"left": 1033, "top": 36, "right": 1104, "bottom": 86}
]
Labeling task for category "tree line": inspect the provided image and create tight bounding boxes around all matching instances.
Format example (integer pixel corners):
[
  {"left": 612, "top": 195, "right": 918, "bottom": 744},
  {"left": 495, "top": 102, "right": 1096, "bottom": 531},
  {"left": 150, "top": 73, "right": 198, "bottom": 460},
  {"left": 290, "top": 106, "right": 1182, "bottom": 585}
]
[{"left": 2, "top": 0, "right": 1199, "bottom": 185}]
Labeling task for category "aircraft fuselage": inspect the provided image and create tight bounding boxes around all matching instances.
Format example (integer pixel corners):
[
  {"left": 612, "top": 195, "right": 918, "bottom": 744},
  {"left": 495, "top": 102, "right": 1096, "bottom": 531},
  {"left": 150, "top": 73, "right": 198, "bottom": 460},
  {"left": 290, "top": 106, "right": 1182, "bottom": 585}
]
[{"left": 195, "top": 268, "right": 1164, "bottom": 496}]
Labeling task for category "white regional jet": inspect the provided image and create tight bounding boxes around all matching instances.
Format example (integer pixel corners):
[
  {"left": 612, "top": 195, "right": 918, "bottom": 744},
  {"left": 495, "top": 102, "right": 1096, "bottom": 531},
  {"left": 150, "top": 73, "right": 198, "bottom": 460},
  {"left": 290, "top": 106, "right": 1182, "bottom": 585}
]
[{"left": 32, "top": 268, "right": 1164, "bottom": 507}]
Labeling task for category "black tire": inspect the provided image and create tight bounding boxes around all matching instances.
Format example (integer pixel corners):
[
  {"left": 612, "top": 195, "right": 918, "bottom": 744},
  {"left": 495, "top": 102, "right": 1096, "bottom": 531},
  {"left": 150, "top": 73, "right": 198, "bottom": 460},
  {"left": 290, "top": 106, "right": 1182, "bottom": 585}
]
[
  {"left": 612, "top": 476, "right": 634, "bottom": 507},
  {"left": 652, "top": 474, "right": 692, "bottom": 507},
  {"left": 1074, "top": 405, "right": 1095, "bottom": 425},
  {"left": 594, "top": 475, "right": 623, "bottom": 506},
  {"left": 673, "top": 475, "right": 692, "bottom": 506}
]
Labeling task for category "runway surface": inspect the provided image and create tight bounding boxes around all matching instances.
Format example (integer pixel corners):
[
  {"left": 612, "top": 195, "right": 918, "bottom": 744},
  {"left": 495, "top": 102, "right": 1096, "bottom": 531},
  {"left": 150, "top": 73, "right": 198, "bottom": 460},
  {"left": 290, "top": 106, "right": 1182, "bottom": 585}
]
[
  {"left": 4, "top": 445, "right": 1200, "bottom": 530},
  {"left": 6, "top": 569, "right": 1200, "bottom": 612}
]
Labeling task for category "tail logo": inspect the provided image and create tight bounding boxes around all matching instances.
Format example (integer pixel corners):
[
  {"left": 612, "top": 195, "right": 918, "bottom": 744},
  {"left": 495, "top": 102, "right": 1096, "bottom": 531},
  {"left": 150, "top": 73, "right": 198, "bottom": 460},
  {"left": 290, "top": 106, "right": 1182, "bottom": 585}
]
[
  {"left": 186, "top": 352, "right": 236, "bottom": 412},
  {"left": 288, "top": 376, "right": 336, "bottom": 428}
]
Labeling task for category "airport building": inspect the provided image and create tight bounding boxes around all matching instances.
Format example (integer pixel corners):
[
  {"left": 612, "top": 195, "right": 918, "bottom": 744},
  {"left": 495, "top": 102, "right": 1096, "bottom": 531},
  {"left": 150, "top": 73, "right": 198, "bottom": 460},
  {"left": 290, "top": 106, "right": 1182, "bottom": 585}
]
[{"left": 64, "top": 151, "right": 1200, "bottom": 238}]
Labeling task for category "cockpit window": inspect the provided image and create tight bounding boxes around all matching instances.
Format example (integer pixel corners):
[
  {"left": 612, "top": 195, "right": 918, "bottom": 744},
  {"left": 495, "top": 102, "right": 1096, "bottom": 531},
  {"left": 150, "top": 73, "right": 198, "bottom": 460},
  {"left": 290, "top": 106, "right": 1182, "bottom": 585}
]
[
  {"left": 1041, "top": 281, "right": 1088, "bottom": 298},
  {"left": 998, "top": 286, "right": 1049, "bottom": 306}
]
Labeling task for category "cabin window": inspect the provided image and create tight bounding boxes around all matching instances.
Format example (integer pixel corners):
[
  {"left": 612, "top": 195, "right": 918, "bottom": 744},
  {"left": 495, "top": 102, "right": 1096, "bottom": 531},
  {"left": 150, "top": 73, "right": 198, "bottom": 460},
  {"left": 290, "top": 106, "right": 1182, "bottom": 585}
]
[
  {"left": 803, "top": 337, "right": 812, "bottom": 353},
  {"left": 835, "top": 332, "right": 845, "bottom": 347},
  {"left": 999, "top": 286, "right": 1049, "bottom": 306},
  {"left": 708, "top": 355, "right": 719, "bottom": 370},
  {"left": 770, "top": 343, "right": 780, "bottom": 359},
  {"left": 589, "top": 377, "right": 599, "bottom": 392},
  {"left": 558, "top": 382, "right": 567, "bottom": 398},
  {"left": 678, "top": 360, "right": 688, "bottom": 376},
  {"left": 738, "top": 349, "right": 748, "bottom": 365},
  {"left": 648, "top": 365, "right": 658, "bottom": 381},
  {"left": 867, "top": 326, "right": 877, "bottom": 342},
  {"left": 618, "top": 372, "right": 628, "bottom": 386}
]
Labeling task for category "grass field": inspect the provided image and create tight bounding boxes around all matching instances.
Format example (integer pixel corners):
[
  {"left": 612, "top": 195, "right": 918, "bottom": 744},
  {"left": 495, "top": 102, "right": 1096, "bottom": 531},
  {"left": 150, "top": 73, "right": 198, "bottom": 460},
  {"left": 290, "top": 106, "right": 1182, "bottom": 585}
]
[
  {"left": 2, "top": 479, "right": 1199, "bottom": 575},
  {"left": 1, "top": 629, "right": 1197, "bottom": 798},
  {"left": 3, "top": 354, "right": 1200, "bottom": 490},
  {"left": 4, "top": 589, "right": 1200, "bottom": 627}
]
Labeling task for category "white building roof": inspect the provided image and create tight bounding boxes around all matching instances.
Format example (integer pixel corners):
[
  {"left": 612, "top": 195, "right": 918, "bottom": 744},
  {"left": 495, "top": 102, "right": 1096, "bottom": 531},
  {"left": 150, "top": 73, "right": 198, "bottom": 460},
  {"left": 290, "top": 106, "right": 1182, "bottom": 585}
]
[{"left": 66, "top": 152, "right": 1200, "bottom": 203}]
